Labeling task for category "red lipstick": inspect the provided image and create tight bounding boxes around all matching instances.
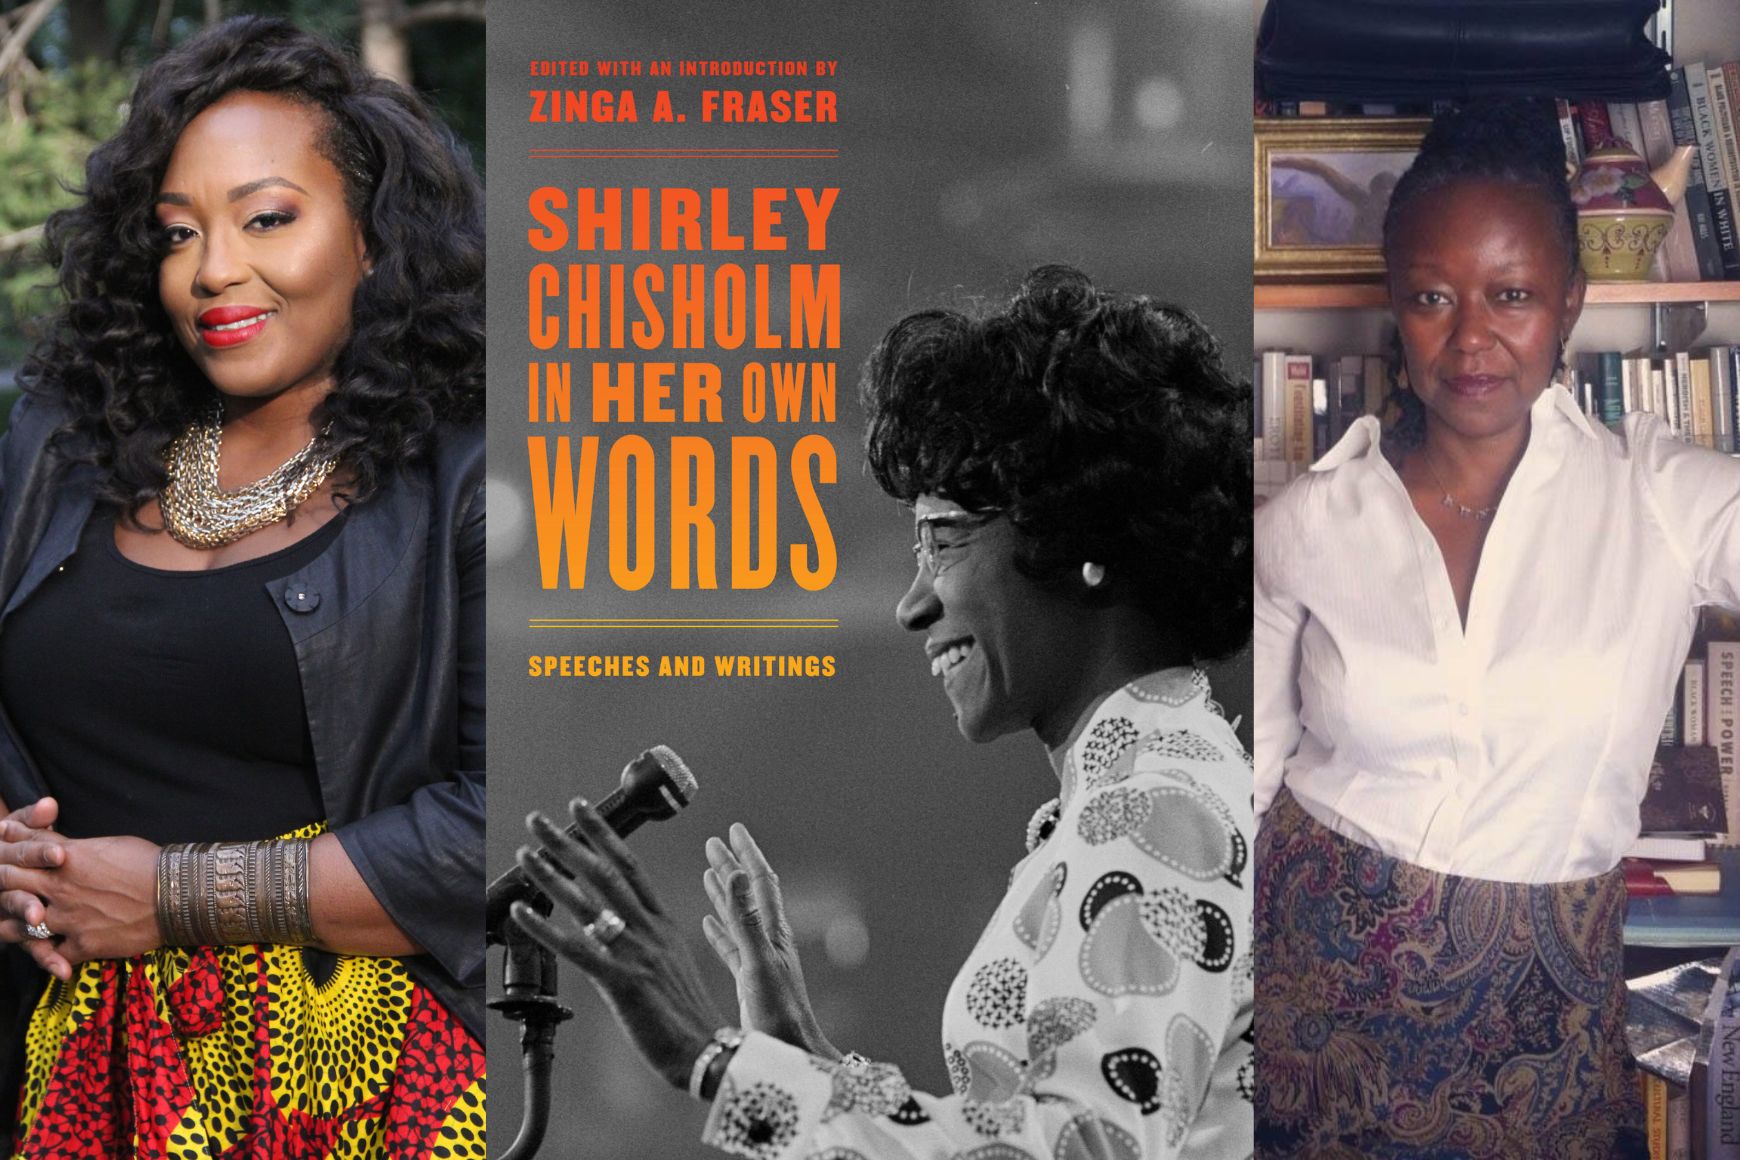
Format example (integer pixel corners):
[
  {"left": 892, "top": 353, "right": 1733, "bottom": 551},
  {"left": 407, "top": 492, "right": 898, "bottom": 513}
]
[{"left": 196, "top": 305, "right": 276, "bottom": 349}]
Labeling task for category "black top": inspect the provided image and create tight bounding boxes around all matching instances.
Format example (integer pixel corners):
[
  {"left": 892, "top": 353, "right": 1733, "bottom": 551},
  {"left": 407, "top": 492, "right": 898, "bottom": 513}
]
[{"left": 0, "top": 509, "right": 346, "bottom": 844}]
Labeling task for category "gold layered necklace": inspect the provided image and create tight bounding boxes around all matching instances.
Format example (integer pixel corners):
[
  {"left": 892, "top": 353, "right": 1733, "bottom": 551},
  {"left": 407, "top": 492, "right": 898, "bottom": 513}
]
[{"left": 160, "top": 402, "right": 338, "bottom": 549}]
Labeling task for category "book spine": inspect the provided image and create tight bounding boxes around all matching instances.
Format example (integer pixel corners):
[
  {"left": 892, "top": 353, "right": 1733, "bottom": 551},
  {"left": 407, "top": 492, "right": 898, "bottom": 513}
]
[
  {"left": 1336, "top": 354, "right": 1363, "bottom": 436},
  {"left": 1557, "top": 98, "right": 1583, "bottom": 169},
  {"left": 1726, "top": 344, "right": 1740, "bottom": 445},
  {"left": 1261, "top": 350, "right": 1286, "bottom": 454},
  {"left": 1312, "top": 377, "right": 1329, "bottom": 461},
  {"left": 1647, "top": 1071, "right": 1669, "bottom": 1160},
  {"left": 1687, "top": 659, "right": 1708, "bottom": 747},
  {"left": 1713, "top": 642, "right": 1740, "bottom": 846},
  {"left": 1693, "top": 357, "right": 1717, "bottom": 447},
  {"left": 1671, "top": 66, "right": 1729, "bottom": 280},
  {"left": 1678, "top": 352, "right": 1697, "bottom": 442},
  {"left": 1599, "top": 351, "right": 1625, "bottom": 425},
  {"left": 1582, "top": 99, "right": 1617, "bottom": 152},
  {"left": 1712, "top": 347, "right": 1735, "bottom": 451},
  {"left": 1670, "top": 1082, "right": 1691, "bottom": 1160},
  {"left": 1362, "top": 354, "right": 1388, "bottom": 422},
  {"left": 1610, "top": 100, "right": 1646, "bottom": 156},
  {"left": 1691, "top": 64, "right": 1725, "bottom": 193},
  {"left": 1284, "top": 355, "right": 1312, "bottom": 465},
  {"left": 1655, "top": 360, "right": 1674, "bottom": 433},
  {"left": 1712, "top": 967, "right": 1740, "bottom": 1158},
  {"left": 1710, "top": 67, "right": 1740, "bottom": 195}
]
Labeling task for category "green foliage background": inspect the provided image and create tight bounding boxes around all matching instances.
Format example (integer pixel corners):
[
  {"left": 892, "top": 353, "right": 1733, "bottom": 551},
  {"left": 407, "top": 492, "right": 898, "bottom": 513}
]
[{"left": 0, "top": 0, "right": 483, "bottom": 376}]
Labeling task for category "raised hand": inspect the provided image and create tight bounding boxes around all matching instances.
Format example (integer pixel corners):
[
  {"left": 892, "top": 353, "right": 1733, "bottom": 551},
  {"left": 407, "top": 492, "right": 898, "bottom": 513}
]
[
  {"left": 510, "top": 796, "right": 727, "bottom": 1091},
  {"left": 701, "top": 823, "right": 838, "bottom": 1061}
]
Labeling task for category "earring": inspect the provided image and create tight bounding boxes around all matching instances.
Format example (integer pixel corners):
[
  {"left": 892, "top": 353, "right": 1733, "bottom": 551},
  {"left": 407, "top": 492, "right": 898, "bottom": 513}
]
[{"left": 1082, "top": 562, "right": 1106, "bottom": 588}]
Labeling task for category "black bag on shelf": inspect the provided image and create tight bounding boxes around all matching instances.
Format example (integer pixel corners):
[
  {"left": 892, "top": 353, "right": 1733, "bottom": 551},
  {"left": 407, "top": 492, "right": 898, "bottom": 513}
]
[{"left": 1255, "top": 0, "right": 1672, "bottom": 102}]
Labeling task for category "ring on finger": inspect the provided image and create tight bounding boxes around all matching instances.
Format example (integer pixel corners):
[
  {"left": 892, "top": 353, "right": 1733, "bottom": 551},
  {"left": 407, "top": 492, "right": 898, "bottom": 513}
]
[
  {"left": 24, "top": 921, "right": 52, "bottom": 941},
  {"left": 585, "top": 907, "right": 627, "bottom": 946}
]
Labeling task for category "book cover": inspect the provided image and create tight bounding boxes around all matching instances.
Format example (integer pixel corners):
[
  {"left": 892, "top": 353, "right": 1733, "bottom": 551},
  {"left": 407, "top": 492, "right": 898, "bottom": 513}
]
[
  {"left": 1640, "top": 745, "right": 1725, "bottom": 836},
  {"left": 484, "top": 6, "right": 1254, "bottom": 1157}
]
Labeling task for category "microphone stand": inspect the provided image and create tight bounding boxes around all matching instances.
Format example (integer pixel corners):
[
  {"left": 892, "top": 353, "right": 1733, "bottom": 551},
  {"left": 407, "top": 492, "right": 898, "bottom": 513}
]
[{"left": 489, "top": 920, "right": 572, "bottom": 1160}]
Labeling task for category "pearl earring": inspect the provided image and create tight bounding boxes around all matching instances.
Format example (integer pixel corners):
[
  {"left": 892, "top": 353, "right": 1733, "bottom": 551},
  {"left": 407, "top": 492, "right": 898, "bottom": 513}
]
[{"left": 1082, "top": 562, "right": 1106, "bottom": 587}]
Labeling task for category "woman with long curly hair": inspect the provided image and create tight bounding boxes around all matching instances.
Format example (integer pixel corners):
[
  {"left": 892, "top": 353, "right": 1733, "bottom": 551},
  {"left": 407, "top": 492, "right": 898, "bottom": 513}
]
[
  {"left": 0, "top": 17, "right": 485, "bottom": 1156},
  {"left": 510, "top": 265, "right": 1255, "bottom": 1159}
]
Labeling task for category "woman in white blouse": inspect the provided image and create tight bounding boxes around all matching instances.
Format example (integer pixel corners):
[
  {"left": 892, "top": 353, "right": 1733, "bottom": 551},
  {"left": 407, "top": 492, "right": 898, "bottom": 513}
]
[
  {"left": 1254, "top": 100, "right": 1739, "bottom": 1157},
  {"left": 512, "top": 266, "right": 1256, "bottom": 1160}
]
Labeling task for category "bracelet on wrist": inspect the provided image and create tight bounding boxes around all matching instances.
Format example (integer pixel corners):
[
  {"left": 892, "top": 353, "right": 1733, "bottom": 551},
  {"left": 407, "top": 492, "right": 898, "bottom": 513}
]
[
  {"left": 155, "top": 838, "right": 314, "bottom": 947},
  {"left": 688, "top": 1027, "right": 745, "bottom": 1101}
]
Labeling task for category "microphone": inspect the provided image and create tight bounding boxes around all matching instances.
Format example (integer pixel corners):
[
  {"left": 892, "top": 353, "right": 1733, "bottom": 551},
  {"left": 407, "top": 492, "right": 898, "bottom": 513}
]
[{"left": 486, "top": 745, "right": 698, "bottom": 941}]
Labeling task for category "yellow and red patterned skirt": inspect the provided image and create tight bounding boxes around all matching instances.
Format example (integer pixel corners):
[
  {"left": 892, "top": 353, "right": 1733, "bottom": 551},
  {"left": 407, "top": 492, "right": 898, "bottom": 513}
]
[{"left": 8, "top": 848, "right": 485, "bottom": 1158}]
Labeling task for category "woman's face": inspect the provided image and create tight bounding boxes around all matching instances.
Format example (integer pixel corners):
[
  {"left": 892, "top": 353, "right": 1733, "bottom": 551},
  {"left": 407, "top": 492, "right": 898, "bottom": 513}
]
[
  {"left": 156, "top": 90, "right": 368, "bottom": 407},
  {"left": 1387, "top": 178, "right": 1584, "bottom": 444},
  {"left": 896, "top": 495, "right": 1094, "bottom": 747}
]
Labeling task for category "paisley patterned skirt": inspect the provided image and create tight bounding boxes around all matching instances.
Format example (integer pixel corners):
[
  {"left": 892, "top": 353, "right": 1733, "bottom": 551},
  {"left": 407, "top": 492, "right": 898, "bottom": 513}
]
[
  {"left": 8, "top": 831, "right": 485, "bottom": 1159},
  {"left": 1254, "top": 789, "right": 1644, "bottom": 1160}
]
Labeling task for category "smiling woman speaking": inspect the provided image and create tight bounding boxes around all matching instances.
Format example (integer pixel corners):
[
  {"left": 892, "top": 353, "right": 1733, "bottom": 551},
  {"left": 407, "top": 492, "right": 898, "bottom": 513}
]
[
  {"left": 1254, "top": 100, "right": 1740, "bottom": 1158},
  {"left": 509, "top": 266, "right": 1256, "bottom": 1159},
  {"left": 0, "top": 19, "right": 485, "bottom": 1157}
]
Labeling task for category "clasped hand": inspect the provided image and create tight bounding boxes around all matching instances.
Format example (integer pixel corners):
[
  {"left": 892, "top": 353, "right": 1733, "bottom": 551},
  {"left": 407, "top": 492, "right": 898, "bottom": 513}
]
[
  {"left": 510, "top": 801, "right": 838, "bottom": 1092},
  {"left": 0, "top": 797, "right": 161, "bottom": 979}
]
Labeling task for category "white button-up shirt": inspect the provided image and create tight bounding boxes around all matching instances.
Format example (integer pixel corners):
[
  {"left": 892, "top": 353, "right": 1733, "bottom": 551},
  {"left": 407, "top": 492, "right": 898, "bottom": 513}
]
[{"left": 1255, "top": 385, "right": 1740, "bottom": 882}]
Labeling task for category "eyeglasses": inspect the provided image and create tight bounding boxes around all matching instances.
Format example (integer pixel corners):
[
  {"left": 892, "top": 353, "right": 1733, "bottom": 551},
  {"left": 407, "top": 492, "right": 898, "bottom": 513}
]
[{"left": 911, "top": 509, "right": 1000, "bottom": 576}]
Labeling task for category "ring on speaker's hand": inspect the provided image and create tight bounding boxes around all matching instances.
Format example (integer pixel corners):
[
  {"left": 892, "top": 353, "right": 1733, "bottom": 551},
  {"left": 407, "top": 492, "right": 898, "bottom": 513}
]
[
  {"left": 586, "top": 908, "right": 627, "bottom": 946},
  {"left": 24, "top": 921, "right": 53, "bottom": 941}
]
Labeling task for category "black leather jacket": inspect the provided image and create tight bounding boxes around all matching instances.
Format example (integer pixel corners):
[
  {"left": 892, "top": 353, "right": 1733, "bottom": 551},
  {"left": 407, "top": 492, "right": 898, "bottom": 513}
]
[{"left": 0, "top": 394, "right": 485, "bottom": 1098}]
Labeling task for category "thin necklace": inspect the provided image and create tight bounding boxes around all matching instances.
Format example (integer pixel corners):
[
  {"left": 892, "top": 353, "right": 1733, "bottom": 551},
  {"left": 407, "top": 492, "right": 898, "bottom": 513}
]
[{"left": 1420, "top": 446, "right": 1496, "bottom": 522}]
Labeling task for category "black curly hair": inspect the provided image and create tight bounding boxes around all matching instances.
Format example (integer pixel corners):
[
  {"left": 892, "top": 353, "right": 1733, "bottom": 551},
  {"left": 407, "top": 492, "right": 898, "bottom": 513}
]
[
  {"left": 1380, "top": 98, "right": 1578, "bottom": 447},
  {"left": 21, "top": 15, "right": 485, "bottom": 513},
  {"left": 861, "top": 264, "right": 1252, "bottom": 663}
]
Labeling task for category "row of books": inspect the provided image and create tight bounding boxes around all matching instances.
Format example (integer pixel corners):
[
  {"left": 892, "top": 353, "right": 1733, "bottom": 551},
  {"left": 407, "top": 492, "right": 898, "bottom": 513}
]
[
  {"left": 1629, "top": 950, "right": 1740, "bottom": 1160},
  {"left": 1252, "top": 351, "right": 1388, "bottom": 473},
  {"left": 1252, "top": 347, "right": 1740, "bottom": 481},
  {"left": 1573, "top": 347, "right": 1740, "bottom": 453}
]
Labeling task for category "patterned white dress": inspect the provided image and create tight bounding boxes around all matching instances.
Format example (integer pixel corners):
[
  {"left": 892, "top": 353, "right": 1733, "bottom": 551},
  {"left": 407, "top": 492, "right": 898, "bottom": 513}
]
[{"left": 702, "top": 668, "right": 1254, "bottom": 1160}]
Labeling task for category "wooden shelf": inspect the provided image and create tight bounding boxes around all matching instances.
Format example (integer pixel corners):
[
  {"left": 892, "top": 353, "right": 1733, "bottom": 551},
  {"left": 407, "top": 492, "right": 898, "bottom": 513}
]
[{"left": 1256, "top": 281, "right": 1740, "bottom": 310}]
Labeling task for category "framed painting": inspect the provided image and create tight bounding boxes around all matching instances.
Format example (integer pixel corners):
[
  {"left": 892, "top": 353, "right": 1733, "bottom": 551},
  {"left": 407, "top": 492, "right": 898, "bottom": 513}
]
[{"left": 1254, "top": 117, "right": 1430, "bottom": 281}]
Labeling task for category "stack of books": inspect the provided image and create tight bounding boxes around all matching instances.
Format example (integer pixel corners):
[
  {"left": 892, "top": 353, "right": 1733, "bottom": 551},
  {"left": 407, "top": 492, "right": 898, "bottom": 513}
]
[{"left": 1628, "top": 949, "right": 1740, "bottom": 1158}]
